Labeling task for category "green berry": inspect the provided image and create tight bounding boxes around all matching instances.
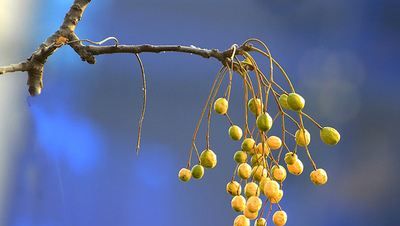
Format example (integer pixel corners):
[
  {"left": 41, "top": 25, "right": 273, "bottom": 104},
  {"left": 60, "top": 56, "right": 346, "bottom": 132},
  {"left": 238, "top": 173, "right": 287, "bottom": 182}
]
[
  {"left": 295, "top": 129, "right": 311, "bottom": 147},
  {"left": 241, "top": 138, "right": 256, "bottom": 153},
  {"left": 178, "top": 168, "right": 192, "bottom": 182},
  {"left": 278, "top": 94, "right": 291, "bottom": 110},
  {"left": 284, "top": 152, "right": 298, "bottom": 165},
  {"left": 191, "top": 165, "right": 204, "bottom": 179},
  {"left": 200, "top": 149, "right": 217, "bottom": 168},
  {"left": 248, "top": 98, "right": 263, "bottom": 115},
  {"left": 287, "top": 93, "right": 305, "bottom": 111},
  {"left": 234, "top": 151, "right": 248, "bottom": 164},
  {"left": 320, "top": 127, "right": 340, "bottom": 145},
  {"left": 229, "top": 125, "right": 243, "bottom": 141},
  {"left": 251, "top": 154, "right": 265, "bottom": 167},
  {"left": 214, "top": 97, "right": 228, "bottom": 114},
  {"left": 255, "top": 218, "right": 267, "bottom": 226},
  {"left": 256, "top": 113, "right": 273, "bottom": 131}
]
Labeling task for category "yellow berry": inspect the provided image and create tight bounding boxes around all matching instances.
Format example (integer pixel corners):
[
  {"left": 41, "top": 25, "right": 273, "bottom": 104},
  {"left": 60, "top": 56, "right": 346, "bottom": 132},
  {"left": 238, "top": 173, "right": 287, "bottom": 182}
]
[
  {"left": 287, "top": 159, "right": 304, "bottom": 175},
  {"left": 278, "top": 94, "right": 291, "bottom": 110},
  {"left": 320, "top": 127, "right": 340, "bottom": 145},
  {"left": 234, "top": 151, "right": 248, "bottom": 164},
  {"left": 284, "top": 152, "right": 298, "bottom": 165},
  {"left": 255, "top": 142, "right": 270, "bottom": 155},
  {"left": 287, "top": 93, "right": 305, "bottom": 111},
  {"left": 270, "top": 189, "right": 283, "bottom": 204},
  {"left": 199, "top": 149, "right": 217, "bottom": 169},
  {"left": 214, "top": 97, "right": 228, "bottom": 114},
  {"left": 267, "top": 136, "right": 282, "bottom": 150},
  {"left": 238, "top": 163, "right": 252, "bottom": 180},
  {"left": 234, "top": 215, "right": 250, "bottom": 226},
  {"left": 178, "top": 168, "right": 192, "bottom": 182},
  {"left": 248, "top": 98, "right": 263, "bottom": 115},
  {"left": 310, "top": 168, "right": 328, "bottom": 185},
  {"left": 255, "top": 218, "right": 267, "bottom": 226},
  {"left": 271, "top": 165, "right": 287, "bottom": 182},
  {"left": 244, "top": 207, "right": 258, "bottom": 220},
  {"left": 246, "top": 196, "right": 262, "bottom": 213},
  {"left": 229, "top": 125, "right": 243, "bottom": 141},
  {"left": 226, "top": 181, "right": 242, "bottom": 196},
  {"left": 295, "top": 129, "right": 311, "bottom": 147},
  {"left": 244, "top": 182, "right": 260, "bottom": 198},
  {"left": 256, "top": 113, "right": 273, "bottom": 131},
  {"left": 231, "top": 195, "right": 246, "bottom": 212},
  {"left": 263, "top": 180, "right": 280, "bottom": 198},
  {"left": 272, "top": 210, "right": 287, "bottom": 226},
  {"left": 259, "top": 177, "right": 271, "bottom": 192},
  {"left": 251, "top": 154, "right": 265, "bottom": 167},
  {"left": 242, "top": 138, "right": 256, "bottom": 153},
  {"left": 251, "top": 166, "right": 268, "bottom": 182},
  {"left": 191, "top": 165, "right": 204, "bottom": 179}
]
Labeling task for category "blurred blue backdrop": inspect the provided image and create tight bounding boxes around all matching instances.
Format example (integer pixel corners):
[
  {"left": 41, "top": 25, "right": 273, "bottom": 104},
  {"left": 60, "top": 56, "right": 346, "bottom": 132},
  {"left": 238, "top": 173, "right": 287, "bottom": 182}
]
[{"left": 0, "top": 0, "right": 399, "bottom": 226}]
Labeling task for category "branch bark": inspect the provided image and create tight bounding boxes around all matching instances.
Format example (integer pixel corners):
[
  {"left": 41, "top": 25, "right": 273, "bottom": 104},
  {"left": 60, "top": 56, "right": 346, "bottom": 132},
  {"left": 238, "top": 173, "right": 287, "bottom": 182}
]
[{"left": 0, "top": 0, "right": 243, "bottom": 96}]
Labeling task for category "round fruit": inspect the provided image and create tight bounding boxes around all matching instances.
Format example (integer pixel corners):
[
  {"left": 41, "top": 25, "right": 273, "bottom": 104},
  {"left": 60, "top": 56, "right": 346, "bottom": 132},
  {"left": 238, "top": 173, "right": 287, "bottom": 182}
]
[
  {"left": 272, "top": 210, "right": 287, "bottom": 226},
  {"left": 255, "top": 218, "right": 267, "bottom": 226},
  {"left": 226, "top": 181, "right": 242, "bottom": 196},
  {"left": 242, "top": 138, "right": 256, "bottom": 153},
  {"left": 244, "top": 182, "right": 260, "bottom": 198},
  {"left": 238, "top": 163, "right": 252, "bottom": 180},
  {"left": 200, "top": 149, "right": 217, "bottom": 168},
  {"left": 278, "top": 94, "right": 291, "bottom": 110},
  {"left": 287, "top": 159, "right": 304, "bottom": 175},
  {"left": 191, "top": 165, "right": 204, "bottom": 179},
  {"left": 244, "top": 207, "right": 258, "bottom": 220},
  {"left": 234, "top": 151, "right": 248, "bottom": 164},
  {"left": 270, "top": 189, "right": 283, "bottom": 204},
  {"left": 267, "top": 136, "right": 282, "bottom": 150},
  {"left": 248, "top": 98, "right": 263, "bottom": 115},
  {"left": 234, "top": 215, "right": 250, "bottom": 226},
  {"left": 178, "top": 168, "right": 192, "bottom": 182},
  {"left": 246, "top": 196, "right": 262, "bottom": 213},
  {"left": 251, "top": 166, "right": 268, "bottom": 182},
  {"left": 256, "top": 142, "right": 270, "bottom": 155},
  {"left": 229, "top": 125, "right": 243, "bottom": 141},
  {"left": 295, "top": 129, "right": 311, "bottom": 147},
  {"left": 271, "top": 165, "right": 287, "bottom": 182},
  {"left": 214, "top": 97, "right": 228, "bottom": 114},
  {"left": 251, "top": 154, "right": 265, "bottom": 167},
  {"left": 287, "top": 93, "right": 305, "bottom": 111},
  {"left": 263, "top": 180, "right": 280, "bottom": 198},
  {"left": 256, "top": 113, "right": 273, "bottom": 131},
  {"left": 310, "top": 168, "right": 328, "bottom": 185},
  {"left": 231, "top": 195, "right": 246, "bottom": 212},
  {"left": 259, "top": 177, "right": 271, "bottom": 192},
  {"left": 284, "top": 152, "right": 298, "bottom": 165},
  {"left": 320, "top": 127, "right": 340, "bottom": 145}
]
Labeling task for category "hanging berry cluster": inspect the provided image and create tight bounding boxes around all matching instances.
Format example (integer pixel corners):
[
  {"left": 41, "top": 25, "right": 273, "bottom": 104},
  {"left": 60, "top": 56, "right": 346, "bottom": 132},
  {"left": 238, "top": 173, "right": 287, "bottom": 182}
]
[{"left": 178, "top": 39, "right": 340, "bottom": 226}]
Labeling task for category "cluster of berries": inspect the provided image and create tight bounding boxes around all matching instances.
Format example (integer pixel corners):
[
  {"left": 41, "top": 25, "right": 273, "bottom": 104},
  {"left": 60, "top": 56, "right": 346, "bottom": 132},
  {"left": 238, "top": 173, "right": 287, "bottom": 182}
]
[{"left": 177, "top": 39, "right": 340, "bottom": 226}]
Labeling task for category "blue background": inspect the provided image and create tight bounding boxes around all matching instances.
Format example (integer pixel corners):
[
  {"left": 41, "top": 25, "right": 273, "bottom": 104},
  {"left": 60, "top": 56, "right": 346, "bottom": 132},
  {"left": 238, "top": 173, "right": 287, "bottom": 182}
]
[{"left": 1, "top": 0, "right": 400, "bottom": 225}]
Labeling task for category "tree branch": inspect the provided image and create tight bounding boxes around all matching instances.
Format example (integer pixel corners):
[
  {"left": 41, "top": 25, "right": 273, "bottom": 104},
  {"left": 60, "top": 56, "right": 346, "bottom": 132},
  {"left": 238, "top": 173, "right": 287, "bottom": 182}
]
[
  {"left": 0, "top": 62, "right": 31, "bottom": 75},
  {"left": 0, "top": 0, "right": 245, "bottom": 96},
  {"left": 85, "top": 44, "right": 239, "bottom": 63}
]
